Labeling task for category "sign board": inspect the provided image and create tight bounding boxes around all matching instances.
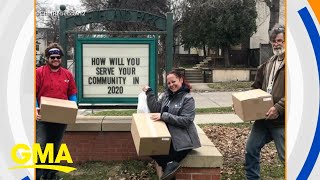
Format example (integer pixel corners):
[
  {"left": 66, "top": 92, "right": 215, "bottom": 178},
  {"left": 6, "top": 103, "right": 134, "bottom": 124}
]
[{"left": 76, "top": 38, "right": 156, "bottom": 104}]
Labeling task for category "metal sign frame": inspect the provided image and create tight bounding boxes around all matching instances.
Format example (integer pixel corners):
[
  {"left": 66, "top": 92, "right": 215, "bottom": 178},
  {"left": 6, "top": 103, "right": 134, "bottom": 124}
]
[
  {"left": 59, "top": 8, "right": 173, "bottom": 72},
  {"left": 76, "top": 38, "right": 156, "bottom": 105},
  {"left": 58, "top": 8, "right": 173, "bottom": 107}
]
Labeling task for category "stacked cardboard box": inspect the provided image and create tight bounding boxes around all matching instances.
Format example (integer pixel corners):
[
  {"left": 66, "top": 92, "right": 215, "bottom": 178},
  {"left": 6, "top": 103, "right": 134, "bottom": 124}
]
[
  {"left": 131, "top": 113, "right": 171, "bottom": 156},
  {"left": 40, "top": 96, "right": 78, "bottom": 124},
  {"left": 232, "top": 89, "right": 274, "bottom": 121}
]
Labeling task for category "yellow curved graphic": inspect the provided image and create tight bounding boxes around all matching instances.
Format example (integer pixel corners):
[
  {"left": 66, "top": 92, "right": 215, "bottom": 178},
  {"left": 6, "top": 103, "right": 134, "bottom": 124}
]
[{"left": 8, "top": 165, "right": 76, "bottom": 173}]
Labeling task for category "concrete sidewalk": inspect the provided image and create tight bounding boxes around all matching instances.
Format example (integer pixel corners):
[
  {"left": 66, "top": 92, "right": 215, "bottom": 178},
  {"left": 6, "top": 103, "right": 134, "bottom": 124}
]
[
  {"left": 189, "top": 83, "right": 242, "bottom": 124},
  {"left": 191, "top": 83, "right": 240, "bottom": 108},
  {"left": 191, "top": 91, "right": 234, "bottom": 108},
  {"left": 78, "top": 84, "right": 243, "bottom": 124}
]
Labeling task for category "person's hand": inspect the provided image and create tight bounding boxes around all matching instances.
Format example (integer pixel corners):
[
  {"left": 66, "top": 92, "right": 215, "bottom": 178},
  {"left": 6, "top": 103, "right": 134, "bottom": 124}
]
[
  {"left": 150, "top": 113, "right": 161, "bottom": 121},
  {"left": 266, "top": 106, "right": 279, "bottom": 120},
  {"left": 142, "top": 85, "right": 150, "bottom": 92},
  {"left": 36, "top": 107, "right": 41, "bottom": 121}
]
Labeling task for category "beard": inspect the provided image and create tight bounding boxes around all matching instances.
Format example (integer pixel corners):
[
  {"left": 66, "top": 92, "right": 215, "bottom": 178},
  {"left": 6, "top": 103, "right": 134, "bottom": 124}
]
[
  {"left": 48, "top": 61, "right": 61, "bottom": 70},
  {"left": 273, "top": 46, "right": 285, "bottom": 56}
]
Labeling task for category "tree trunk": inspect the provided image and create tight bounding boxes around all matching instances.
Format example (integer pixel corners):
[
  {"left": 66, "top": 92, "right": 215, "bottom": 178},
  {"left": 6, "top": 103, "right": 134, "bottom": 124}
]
[
  {"left": 203, "top": 45, "right": 207, "bottom": 57},
  {"left": 53, "top": 31, "right": 57, "bottom": 43},
  {"left": 268, "top": 0, "right": 280, "bottom": 32},
  {"left": 223, "top": 47, "right": 230, "bottom": 67}
]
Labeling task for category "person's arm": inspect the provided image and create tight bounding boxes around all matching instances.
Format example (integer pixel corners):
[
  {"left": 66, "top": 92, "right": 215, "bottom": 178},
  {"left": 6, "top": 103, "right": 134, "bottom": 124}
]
[
  {"left": 251, "top": 63, "right": 265, "bottom": 89},
  {"left": 145, "top": 88, "right": 163, "bottom": 113},
  {"left": 36, "top": 99, "right": 39, "bottom": 108},
  {"left": 35, "top": 98, "right": 41, "bottom": 120},
  {"left": 36, "top": 68, "right": 41, "bottom": 120},
  {"left": 68, "top": 94, "right": 77, "bottom": 102},
  {"left": 161, "top": 95, "right": 195, "bottom": 128},
  {"left": 266, "top": 97, "right": 284, "bottom": 120},
  {"left": 274, "top": 97, "right": 285, "bottom": 116},
  {"left": 67, "top": 72, "right": 78, "bottom": 99}
]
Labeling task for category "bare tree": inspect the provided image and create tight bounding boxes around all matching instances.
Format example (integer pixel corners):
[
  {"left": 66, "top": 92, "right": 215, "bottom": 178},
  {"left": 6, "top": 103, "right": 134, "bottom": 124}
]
[
  {"left": 259, "top": 0, "right": 281, "bottom": 31},
  {"left": 80, "top": 0, "right": 170, "bottom": 85}
]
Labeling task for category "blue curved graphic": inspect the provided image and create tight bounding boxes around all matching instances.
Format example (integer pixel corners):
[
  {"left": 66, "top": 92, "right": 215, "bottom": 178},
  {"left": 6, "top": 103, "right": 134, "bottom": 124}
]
[
  {"left": 21, "top": 176, "right": 30, "bottom": 180},
  {"left": 297, "top": 7, "right": 320, "bottom": 180}
]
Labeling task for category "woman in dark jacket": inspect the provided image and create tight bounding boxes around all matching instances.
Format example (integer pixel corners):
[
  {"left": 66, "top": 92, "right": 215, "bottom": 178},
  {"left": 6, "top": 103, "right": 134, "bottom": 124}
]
[{"left": 143, "top": 70, "right": 201, "bottom": 180}]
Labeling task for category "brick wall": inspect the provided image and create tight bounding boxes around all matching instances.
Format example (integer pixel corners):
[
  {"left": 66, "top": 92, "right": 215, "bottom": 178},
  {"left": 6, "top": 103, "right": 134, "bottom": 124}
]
[
  {"left": 176, "top": 167, "right": 221, "bottom": 180},
  {"left": 63, "top": 131, "right": 139, "bottom": 162},
  {"left": 63, "top": 131, "right": 221, "bottom": 180}
]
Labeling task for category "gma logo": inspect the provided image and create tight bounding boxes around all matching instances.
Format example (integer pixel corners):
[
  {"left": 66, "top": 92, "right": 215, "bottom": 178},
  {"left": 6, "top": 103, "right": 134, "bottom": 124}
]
[{"left": 9, "top": 143, "right": 76, "bottom": 173}]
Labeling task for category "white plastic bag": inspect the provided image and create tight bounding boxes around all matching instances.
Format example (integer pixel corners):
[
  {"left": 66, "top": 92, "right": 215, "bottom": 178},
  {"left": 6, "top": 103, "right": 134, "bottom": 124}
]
[{"left": 137, "top": 91, "right": 150, "bottom": 113}]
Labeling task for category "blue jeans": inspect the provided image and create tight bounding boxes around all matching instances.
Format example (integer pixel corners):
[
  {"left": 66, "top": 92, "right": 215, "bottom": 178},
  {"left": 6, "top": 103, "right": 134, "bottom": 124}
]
[
  {"left": 36, "top": 121, "right": 67, "bottom": 180},
  {"left": 245, "top": 120, "right": 284, "bottom": 180}
]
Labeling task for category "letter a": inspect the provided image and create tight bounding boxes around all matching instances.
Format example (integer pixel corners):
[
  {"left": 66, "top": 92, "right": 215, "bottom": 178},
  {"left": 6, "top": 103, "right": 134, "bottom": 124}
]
[{"left": 54, "top": 144, "right": 73, "bottom": 163}]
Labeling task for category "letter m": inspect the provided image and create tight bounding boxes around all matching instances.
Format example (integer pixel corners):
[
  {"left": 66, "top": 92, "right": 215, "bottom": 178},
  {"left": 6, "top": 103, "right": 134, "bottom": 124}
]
[{"left": 33, "top": 143, "right": 54, "bottom": 163}]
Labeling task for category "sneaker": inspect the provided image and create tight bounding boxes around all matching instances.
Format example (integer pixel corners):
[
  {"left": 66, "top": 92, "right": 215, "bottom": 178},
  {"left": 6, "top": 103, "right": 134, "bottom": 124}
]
[{"left": 160, "top": 161, "right": 181, "bottom": 180}]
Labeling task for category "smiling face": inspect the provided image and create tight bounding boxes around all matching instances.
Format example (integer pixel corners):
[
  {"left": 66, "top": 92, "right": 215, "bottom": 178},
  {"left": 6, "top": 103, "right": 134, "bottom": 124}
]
[
  {"left": 271, "top": 33, "right": 285, "bottom": 56},
  {"left": 167, "top": 73, "right": 183, "bottom": 93},
  {"left": 47, "top": 55, "right": 62, "bottom": 70},
  {"left": 45, "top": 45, "right": 65, "bottom": 70}
]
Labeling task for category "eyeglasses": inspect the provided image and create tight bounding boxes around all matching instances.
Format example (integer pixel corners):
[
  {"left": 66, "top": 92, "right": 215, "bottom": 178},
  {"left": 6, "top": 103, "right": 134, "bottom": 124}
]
[
  {"left": 49, "top": 56, "right": 61, "bottom": 60},
  {"left": 276, "top": 27, "right": 284, "bottom": 31},
  {"left": 271, "top": 39, "right": 285, "bottom": 44}
]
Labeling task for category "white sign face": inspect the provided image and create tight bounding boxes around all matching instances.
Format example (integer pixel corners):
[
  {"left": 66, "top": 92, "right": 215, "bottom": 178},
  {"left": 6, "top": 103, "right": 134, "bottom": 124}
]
[{"left": 82, "top": 44, "right": 149, "bottom": 98}]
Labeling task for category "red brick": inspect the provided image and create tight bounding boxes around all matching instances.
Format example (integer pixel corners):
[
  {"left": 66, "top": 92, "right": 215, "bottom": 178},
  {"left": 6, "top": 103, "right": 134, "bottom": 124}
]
[
  {"left": 211, "top": 175, "right": 221, "bottom": 180},
  {"left": 192, "top": 174, "right": 212, "bottom": 180},
  {"left": 176, "top": 173, "right": 191, "bottom": 180},
  {"left": 61, "top": 131, "right": 162, "bottom": 163}
]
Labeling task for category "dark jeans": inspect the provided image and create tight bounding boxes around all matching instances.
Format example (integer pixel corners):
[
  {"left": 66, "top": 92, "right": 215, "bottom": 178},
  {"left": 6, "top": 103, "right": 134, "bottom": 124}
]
[
  {"left": 151, "top": 143, "right": 191, "bottom": 170},
  {"left": 36, "top": 121, "right": 67, "bottom": 180},
  {"left": 245, "top": 120, "right": 284, "bottom": 180}
]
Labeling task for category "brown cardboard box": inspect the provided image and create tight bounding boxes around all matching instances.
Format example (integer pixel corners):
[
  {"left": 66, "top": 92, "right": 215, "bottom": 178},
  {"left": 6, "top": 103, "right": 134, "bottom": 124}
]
[
  {"left": 40, "top": 96, "right": 78, "bottom": 124},
  {"left": 232, "top": 89, "right": 274, "bottom": 121},
  {"left": 131, "top": 113, "right": 171, "bottom": 156}
]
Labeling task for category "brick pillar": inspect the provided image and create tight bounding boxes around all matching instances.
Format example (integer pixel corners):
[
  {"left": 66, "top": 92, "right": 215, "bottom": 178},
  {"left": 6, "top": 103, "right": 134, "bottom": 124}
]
[
  {"left": 156, "top": 164, "right": 221, "bottom": 180},
  {"left": 175, "top": 167, "right": 221, "bottom": 180},
  {"left": 63, "top": 131, "right": 139, "bottom": 162}
]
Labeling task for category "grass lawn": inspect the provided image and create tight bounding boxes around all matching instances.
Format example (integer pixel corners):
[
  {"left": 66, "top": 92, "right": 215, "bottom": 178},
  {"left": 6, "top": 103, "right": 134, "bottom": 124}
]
[
  {"left": 222, "top": 161, "right": 284, "bottom": 180},
  {"left": 201, "top": 123, "right": 284, "bottom": 180},
  {"left": 58, "top": 123, "right": 283, "bottom": 180},
  {"left": 207, "top": 81, "right": 253, "bottom": 91},
  {"left": 58, "top": 160, "right": 158, "bottom": 180},
  {"left": 91, "top": 107, "right": 233, "bottom": 116}
]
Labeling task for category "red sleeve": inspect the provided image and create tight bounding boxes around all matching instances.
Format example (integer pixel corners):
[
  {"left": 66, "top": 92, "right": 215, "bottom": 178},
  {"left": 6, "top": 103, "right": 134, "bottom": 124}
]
[
  {"left": 67, "top": 72, "right": 77, "bottom": 96},
  {"left": 36, "top": 67, "right": 43, "bottom": 97}
]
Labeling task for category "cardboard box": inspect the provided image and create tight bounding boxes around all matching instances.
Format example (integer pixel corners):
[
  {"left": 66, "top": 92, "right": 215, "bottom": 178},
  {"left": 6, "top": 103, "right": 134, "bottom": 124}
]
[
  {"left": 131, "top": 113, "right": 171, "bottom": 156},
  {"left": 40, "top": 96, "right": 78, "bottom": 124},
  {"left": 232, "top": 89, "right": 274, "bottom": 121}
]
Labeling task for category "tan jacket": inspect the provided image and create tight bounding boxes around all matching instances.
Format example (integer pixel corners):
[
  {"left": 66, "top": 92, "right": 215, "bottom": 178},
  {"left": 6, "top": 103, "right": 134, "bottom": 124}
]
[{"left": 252, "top": 55, "right": 285, "bottom": 127}]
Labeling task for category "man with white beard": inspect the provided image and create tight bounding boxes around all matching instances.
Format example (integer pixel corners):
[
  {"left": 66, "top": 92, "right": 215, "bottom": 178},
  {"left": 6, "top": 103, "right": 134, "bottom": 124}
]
[{"left": 245, "top": 24, "right": 285, "bottom": 180}]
